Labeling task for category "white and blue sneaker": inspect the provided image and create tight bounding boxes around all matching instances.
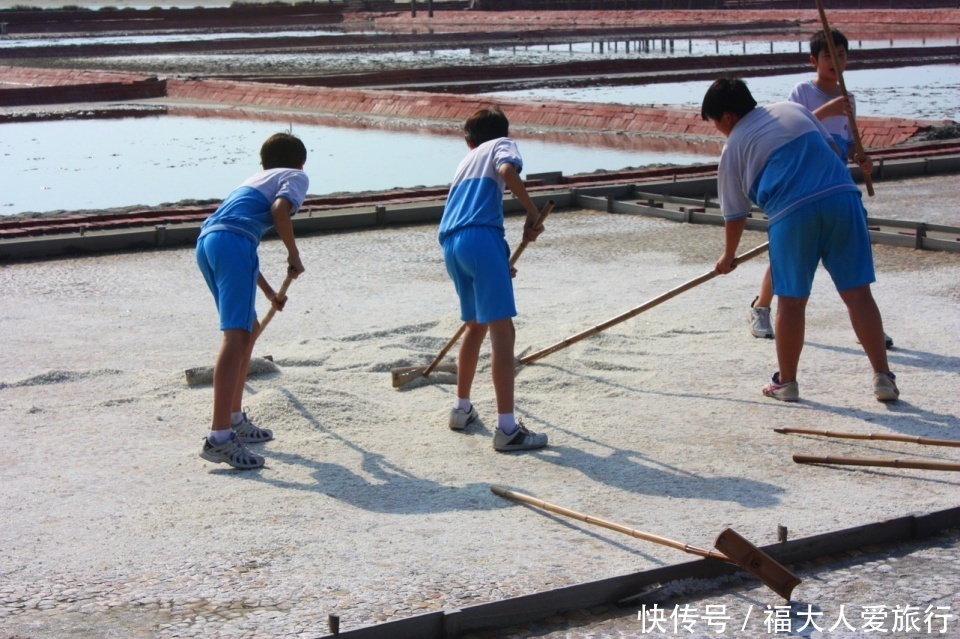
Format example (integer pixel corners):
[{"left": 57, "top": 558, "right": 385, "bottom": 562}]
[
  {"left": 493, "top": 421, "right": 547, "bottom": 452},
  {"left": 448, "top": 405, "right": 479, "bottom": 431}
]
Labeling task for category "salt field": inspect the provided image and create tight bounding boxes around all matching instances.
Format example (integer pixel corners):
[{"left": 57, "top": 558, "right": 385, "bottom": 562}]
[
  {"left": 491, "top": 64, "right": 960, "bottom": 122},
  {"left": 0, "top": 115, "right": 718, "bottom": 215},
  {"left": 53, "top": 36, "right": 960, "bottom": 76},
  {"left": 0, "top": 29, "right": 367, "bottom": 49}
]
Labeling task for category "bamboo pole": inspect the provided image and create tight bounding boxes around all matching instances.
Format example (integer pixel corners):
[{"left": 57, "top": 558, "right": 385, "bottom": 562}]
[
  {"left": 491, "top": 486, "right": 729, "bottom": 561},
  {"left": 255, "top": 272, "right": 294, "bottom": 338},
  {"left": 519, "top": 242, "right": 769, "bottom": 367},
  {"left": 776, "top": 428, "right": 960, "bottom": 448},
  {"left": 814, "top": 0, "right": 874, "bottom": 196},
  {"left": 794, "top": 455, "right": 960, "bottom": 472}
]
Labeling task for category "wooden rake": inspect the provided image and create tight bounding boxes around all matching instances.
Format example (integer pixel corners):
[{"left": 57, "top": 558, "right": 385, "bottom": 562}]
[
  {"left": 391, "top": 200, "right": 555, "bottom": 388},
  {"left": 491, "top": 486, "right": 800, "bottom": 600},
  {"left": 517, "top": 242, "right": 769, "bottom": 369},
  {"left": 814, "top": 0, "right": 874, "bottom": 196}
]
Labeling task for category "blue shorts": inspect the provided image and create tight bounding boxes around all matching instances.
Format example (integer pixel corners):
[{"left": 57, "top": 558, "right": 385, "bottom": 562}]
[
  {"left": 768, "top": 191, "right": 875, "bottom": 298},
  {"left": 196, "top": 230, "right": 259, "bottom": 331},
  {"left": 442, "top": 225, "right": 516, "bottom": 324}
]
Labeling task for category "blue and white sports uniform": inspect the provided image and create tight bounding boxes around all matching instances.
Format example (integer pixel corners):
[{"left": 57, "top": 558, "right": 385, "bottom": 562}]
[
  {"left": 718, "top": 102, "right": 874, "bottom": 298},
  {"left": 788, "top": 80, "right": 856, "bottom": 160},
  {"left": 196, "top": 168, "right": 309, "bottom": 331},
  {"left": 439, "top": 138, "right": 523, "bottom": 324}
]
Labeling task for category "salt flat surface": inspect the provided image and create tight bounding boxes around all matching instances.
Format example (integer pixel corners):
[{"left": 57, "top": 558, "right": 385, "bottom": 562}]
[{"left": 1, "top": 174, "right": 958, "bottom": 638}]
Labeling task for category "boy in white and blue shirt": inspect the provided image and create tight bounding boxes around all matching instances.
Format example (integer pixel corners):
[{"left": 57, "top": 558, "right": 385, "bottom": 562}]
[
  {"left": 746, "top": 28, "right": 890, "bottom": 350},
  {"left": 702, "top": 77, "right": 898, "bottom": 404},
  {"left": 440, "top": 106, "right": 549, "bottom": 452},
  {"left": 196, "top": 133, "right": 309, "bottom": 469}
]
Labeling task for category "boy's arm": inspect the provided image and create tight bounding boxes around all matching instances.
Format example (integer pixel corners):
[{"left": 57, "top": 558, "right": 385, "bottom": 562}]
[
  {"left": 811, "top": 94, "right": 852, "bottom": 121},
  {"left": 498, "top": 162, "right": 543, "bottom": 243},
  {"left": 257, "top": 272, "right": 287, "bottom": 312},
  {"left": 270, "top": 197, "right": 305, "bottom": 277},
  {"left": 716, "top": 217, "right": 747, "bottom": 274}
]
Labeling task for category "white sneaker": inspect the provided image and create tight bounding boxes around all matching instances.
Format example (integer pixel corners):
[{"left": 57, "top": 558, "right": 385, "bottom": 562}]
[
  {"left": 748, "top": 297, "right": 774, "bottom": 339},
  {"left": 448, "top": 405, "right": 479, "bottom": 431},
  {"left": 493, "top": 421, "right": 547, "bottom": 452}
]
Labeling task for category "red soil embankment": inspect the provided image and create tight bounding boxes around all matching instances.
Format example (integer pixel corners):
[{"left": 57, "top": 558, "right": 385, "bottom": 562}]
[
  {"left": 0, "top": 66, "right": 939, "bottom": 148},
  {"left": 164, "top": 77, "right": 933, "bottom": 147},
  {"left": 358, "top": 9, "right": 960, "bottom": 32}
]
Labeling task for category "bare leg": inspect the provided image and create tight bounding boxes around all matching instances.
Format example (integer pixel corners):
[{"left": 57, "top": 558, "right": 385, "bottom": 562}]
[
  {"left": 756, "top": 264, "right": 775, "bottom": 308},
  {"left": 488, "top": 317, "right": 516, "bottom": 415},
  {"left": 838, "top": 284, "right": 890, "bottom": 373},
  {"left": 212, "top": 328, "right": 253, "bottom": 431},
  {"left": 774, "top": 296, "right": 808, "bottom": 383},
  {"left": 457, "top": 320, "right": 488, "bottom": 401},
  {"left": 230, "top": 318, "right": 259, "bottom": 415}
]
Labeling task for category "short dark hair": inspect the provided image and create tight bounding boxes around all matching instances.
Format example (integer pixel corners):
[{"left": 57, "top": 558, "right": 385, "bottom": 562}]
[
  {"left": 810, "top": 28, "right": 848, "bottom": 59},
  {"left": 464, "top": 106, "right": 510, "bottom": 146},
  {"left": 701, "top": 77, "right": 757, "bottom": 122},
  {"left": 260, "top": 132, "right": 307, "bottom": 170}
]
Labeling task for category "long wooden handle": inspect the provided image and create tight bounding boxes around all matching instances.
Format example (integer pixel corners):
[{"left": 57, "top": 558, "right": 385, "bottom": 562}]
[
  {"left": 491, "top": 486, "right": 730, "bottom": 562},
  {"left": 256, "top": 273, "right": 294, "bottom": 338},
  {"left": 776, "top": 428, "right": 960, "bottom": 448},
  {"left": 520, "top": 242, "right": 769, "bottom": 366},
  {"left": 794, "top": 454, "right": 960, "bottom": 472},
  {"left": 814, "top": 0, "right": 874, "bottom": 196},
  {"left": 510, "top": 200, "right": 554, "bottom": 267},
  {"left": 422, "top": 200, "right": 555, "bottom": 377}
]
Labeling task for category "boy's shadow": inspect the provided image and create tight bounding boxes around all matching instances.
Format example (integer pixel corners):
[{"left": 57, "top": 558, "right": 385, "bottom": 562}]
[
  {"left": 255, "top": 449, "right": 504, "bottom": 515},
  {"left": 528, "top": 436, "right": 784, "bottom": 509},
  {"left": 235, "top": 387, "right": 508, "bottom": 515}
]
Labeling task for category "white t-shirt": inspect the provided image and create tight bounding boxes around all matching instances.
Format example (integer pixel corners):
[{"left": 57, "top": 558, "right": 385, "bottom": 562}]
[
  {"left": 717, "top": 102, "right": 860, "bottom": 227},
  {"left": 438, "top": 138, "right": 523, "bottom": 243},
  {"left": 787, "top": 80, "right": 856, "bottom": 160}
]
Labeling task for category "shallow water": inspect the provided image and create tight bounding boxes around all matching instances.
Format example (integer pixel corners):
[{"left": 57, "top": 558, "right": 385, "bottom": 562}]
[
  {"left": 0, "top": 115, "right": 717, "bottom": 215},
  {"left": 62, "top": 36, "right": 960, "bottom": 76},
  {"left": 0, "top": 28, "right": 364, "bottom": 49},
  {"left": 490, "top": 65, "right": 960, "bottom": 122}
]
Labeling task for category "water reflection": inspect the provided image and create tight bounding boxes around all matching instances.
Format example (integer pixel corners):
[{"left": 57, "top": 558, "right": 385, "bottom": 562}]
[{"left": 0, "top": 115, "right": 717, "bottom": 216}]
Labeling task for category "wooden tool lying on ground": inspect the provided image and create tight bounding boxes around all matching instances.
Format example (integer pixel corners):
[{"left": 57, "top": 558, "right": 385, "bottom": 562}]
[
  {"left": 517, "top": 242, "right": 769, "bottom": 369},
  {"left": 391, "top": 200, "right": 555, "bottom": 388},
  {"left": 814, "top": 0, "right": 874, "bottom": 196},
  {"left": 794, "top": 455, "right": 960, "bottom": 472},
  {"left": 491, "top": 485, "right": 800, "bottom": 600},
  {"left": 183, "top": 273, "right": 294, "bottom": 386},
  {"left": 776, "top": 427, "right": 960, "bottom": 448}
]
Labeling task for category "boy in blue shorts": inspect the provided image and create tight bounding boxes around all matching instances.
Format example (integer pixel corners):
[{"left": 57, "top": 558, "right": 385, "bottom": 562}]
[
  {"left": 702, "top": 78, "right": 898, "bottom": 403},
  {"left": 747, "top": 29, "right": 892, "bottom": 349},
  {"left": 196, "top": 132, "right": 309, "bottom": 469},
  {"left": 440, "top": 106, "right": 549, "bottom": 451}
]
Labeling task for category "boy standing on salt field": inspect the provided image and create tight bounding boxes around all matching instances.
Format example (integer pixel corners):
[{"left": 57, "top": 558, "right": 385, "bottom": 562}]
[
  {"left": 703, "top": 78, "right": 898, "bottom": 403},
  {"left": 195, "top": 133, "right": 308, "bottom": 469},
  {"left": 440, "top": 106, "right": 549, "bottom": 452},
  {"left": 746, "top": 29, "right": 892, "bottom": 349}
]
